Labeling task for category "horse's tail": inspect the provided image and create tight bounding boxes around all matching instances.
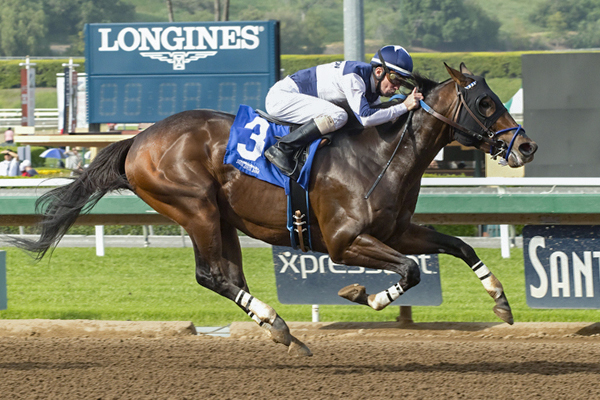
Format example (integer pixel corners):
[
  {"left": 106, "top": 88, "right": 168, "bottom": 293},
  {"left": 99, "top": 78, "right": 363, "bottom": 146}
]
[{"left": 13, "top": 138, "right": 135, "bottom": 260}]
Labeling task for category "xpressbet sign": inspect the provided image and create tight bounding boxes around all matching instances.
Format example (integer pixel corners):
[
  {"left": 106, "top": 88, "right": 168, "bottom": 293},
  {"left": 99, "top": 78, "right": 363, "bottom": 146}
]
[{"left": 273, "top": 246, "right": 442, "bottom": 306}]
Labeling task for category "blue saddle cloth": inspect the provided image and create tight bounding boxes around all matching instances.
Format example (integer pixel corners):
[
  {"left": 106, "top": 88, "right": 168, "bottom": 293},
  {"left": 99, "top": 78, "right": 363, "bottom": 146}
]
[{"left": 223, "top": 105, "right": 320, "bottom": 195}]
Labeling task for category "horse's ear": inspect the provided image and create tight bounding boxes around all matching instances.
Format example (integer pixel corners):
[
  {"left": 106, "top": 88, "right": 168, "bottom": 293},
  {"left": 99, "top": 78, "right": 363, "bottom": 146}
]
[
  {"left": 444, "top": 62, "right": 469, "bottom": 87},
  {"left": 459, "top": 62, "right": 473, "bottom": 76}
]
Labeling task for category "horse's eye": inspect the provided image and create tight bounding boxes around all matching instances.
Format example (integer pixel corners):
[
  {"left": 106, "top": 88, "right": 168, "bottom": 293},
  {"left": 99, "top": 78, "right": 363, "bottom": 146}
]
[{"left": 477, "top": 96, "right": 496, "bottom": 117}]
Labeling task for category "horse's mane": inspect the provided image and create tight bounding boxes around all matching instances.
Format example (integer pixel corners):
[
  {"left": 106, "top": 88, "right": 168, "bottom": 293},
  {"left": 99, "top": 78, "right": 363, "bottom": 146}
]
[
  {"left": 375, "top": 72, "right": 440, "bottom": 111},
  {"left": 369, "top": 73, "right": 442, "bottom": 135},
  {"left": 412, "top": 72, "right": 440, "bottom": 98}
]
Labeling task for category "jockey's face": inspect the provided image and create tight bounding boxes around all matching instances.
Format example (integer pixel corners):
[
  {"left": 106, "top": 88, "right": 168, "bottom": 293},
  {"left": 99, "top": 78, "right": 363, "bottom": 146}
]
[
  {"left": 375, "top": 66, "right": 401, "bottom": 97},
  {"left": 380, "top": 74, "right": 401, "bottom": 97}
]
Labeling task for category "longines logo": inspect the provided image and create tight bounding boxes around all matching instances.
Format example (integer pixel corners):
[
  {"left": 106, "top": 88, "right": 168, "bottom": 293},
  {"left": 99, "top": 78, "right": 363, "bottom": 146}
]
[{"left": 97, "top": 25, "right": 263, "bottom": 70}]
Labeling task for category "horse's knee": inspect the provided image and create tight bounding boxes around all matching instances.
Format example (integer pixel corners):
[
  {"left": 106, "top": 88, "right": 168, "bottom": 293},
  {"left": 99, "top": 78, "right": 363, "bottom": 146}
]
[
  {"left": 453, "top": 238, "right": 478, "bottom": 264},
  {"left": 195, "top": 269, "right": 212, "bottom": 288},
  {"left": 401, "top": 259, "right": 421, "bottom": 289},
  {"left": 195, "top": 267, "right": 229, "bottom": 295}
]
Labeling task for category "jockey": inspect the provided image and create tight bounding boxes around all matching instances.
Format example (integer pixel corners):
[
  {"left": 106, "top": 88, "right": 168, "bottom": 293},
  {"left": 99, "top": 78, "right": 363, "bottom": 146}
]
[{"left": 264, "top": 45, "right": 424, "bottom": 177}]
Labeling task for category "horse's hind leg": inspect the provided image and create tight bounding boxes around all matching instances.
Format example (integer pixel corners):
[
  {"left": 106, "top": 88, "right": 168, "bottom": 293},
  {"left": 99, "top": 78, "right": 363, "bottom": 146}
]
[
  {"left": 395, "top": 223, "right": 513, "bottom": 324},
  {"left": 135, "top": 180, "right": 310, "bottom": 356},
  {"left": 189, "top": 215, "right": 312, "bottom": 357}
]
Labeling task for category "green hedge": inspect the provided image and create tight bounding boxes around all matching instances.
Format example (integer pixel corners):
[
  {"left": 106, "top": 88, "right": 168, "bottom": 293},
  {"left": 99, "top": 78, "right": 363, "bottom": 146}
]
[
  {"left": 0, "top": 52, "right": 546, "bottom": 90},
  {"left": 280, "top": 51, "right": 548, "bottom": 81},
  {"left": 0, "top": 59, "right": 85, "bottom": 89}
]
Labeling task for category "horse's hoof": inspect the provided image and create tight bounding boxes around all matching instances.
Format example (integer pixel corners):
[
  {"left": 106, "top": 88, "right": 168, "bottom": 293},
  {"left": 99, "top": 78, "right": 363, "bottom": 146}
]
[
  {"left": 338, "top": 284, "right": 369, "bottom": 305},
  {"left": 493, "top": 305, "right": 514, "bottom": 325},
  {"left": 269, "top": 315, "right": 292, "bottom": 346},
  {"left": 288, "top": 337, "right": 312, "bottom": 357},
  {"left": 493, "top": 293, "right": 514, "bottom": 325}
]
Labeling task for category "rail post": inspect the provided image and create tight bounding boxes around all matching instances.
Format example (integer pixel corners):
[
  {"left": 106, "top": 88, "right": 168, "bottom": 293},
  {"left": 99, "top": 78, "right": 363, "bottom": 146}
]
[
  {"left": 0, "top": 250, "right": 6, "bottom": 310},
  {"left": 397, "top": 306, "right": 413, "bottom": 325}
]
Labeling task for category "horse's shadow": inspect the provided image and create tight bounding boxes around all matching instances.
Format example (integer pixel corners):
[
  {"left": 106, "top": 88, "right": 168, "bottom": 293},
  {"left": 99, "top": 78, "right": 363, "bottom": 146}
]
[
  {"left": 271, "top": 361, "right": 600, "bottom": 376},
  {"left": 0, "top": 361, "right": 100, "bottom": 371},
  {"left": 319, "top": 321, "right": 503, "bottom": 332},
  {"left": 576, "top": 322, "right": 600, "bottom": 336}
]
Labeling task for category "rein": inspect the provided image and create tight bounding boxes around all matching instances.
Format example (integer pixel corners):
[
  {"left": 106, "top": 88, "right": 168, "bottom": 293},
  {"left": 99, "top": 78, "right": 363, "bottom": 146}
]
[
  {"left": 364, "top": 110, "right": 413, "bottom": 199},
  {"left": 364, "top": 80, "right": 525, "bottom": 199}
]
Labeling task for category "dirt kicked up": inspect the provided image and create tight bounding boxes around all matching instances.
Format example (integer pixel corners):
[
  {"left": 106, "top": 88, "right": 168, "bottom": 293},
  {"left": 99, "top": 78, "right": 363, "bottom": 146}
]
[{"left": 0, "top": 320, "right": 599, "bottom": 400}]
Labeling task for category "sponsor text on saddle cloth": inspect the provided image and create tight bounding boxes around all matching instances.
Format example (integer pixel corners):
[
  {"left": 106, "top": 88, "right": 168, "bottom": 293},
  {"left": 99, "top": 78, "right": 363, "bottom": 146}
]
[{"left": 224, "top": 105, "right": 320, "bottom": 195}]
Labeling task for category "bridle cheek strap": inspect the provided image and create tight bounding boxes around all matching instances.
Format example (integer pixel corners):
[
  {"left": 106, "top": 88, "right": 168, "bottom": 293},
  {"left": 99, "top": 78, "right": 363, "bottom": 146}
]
[{"left": 418, "top": 99, "right": 499, "bottom": 147}]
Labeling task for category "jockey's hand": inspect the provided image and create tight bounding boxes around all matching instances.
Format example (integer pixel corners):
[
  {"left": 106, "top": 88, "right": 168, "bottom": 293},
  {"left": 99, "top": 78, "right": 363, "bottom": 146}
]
[{"left": 404, "top": 88, "right": 424, "bottom": 111}]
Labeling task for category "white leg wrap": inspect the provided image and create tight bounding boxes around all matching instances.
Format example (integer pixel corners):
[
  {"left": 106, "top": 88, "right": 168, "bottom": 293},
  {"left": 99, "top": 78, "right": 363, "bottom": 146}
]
[
  {"left": 314, "top": 115, "right": 336, "bottom": 134},
  {"left": 471, "top": 261, "right": 503, "bottom": 299},
  {"left": 235, "top": 290, "right": 277, "bottom": 326},
  {"left": 367, "top": 283, "right": 404, "bottom": 311}
]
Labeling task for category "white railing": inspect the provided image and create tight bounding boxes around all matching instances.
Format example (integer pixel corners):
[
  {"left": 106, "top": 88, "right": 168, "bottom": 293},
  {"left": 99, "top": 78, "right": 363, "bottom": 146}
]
[
  {"left": 0, "top": 178, "right": 72, "bottom": 187},
  {"left": 0, "top": 108, "right": 59, "bottom": 128},
  {"left": 421, "top": 177, "right": 600, "bottom": 186},
  {"left": 5, "top": 177, "right": 600, "bottom": 188},
  {"left": 3, "top": 177, "right": 600, "bottom": 258}
]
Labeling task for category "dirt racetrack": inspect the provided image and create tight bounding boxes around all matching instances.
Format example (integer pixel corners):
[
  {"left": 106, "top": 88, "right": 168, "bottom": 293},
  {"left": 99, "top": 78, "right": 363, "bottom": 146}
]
[{"left": 1, "top": 320, "right": 600, "bottom": 400}]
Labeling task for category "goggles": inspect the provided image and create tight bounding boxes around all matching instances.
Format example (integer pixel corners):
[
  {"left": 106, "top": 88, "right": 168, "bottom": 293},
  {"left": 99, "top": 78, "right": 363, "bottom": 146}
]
[{"left": 387, "top": 71, "right": 404, "bottom": 86}]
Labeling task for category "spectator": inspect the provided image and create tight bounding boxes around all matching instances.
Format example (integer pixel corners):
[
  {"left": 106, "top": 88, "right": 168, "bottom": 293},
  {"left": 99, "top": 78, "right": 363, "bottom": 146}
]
[
  {"left": 0, "top": 149, "right": 19, "bottom": 176},
  {"left": 20, "top": 159, "right": 38, "bottom": 177},
  {"left": 3, "top": 127, "right": 14, "bottom": 145},
  {"left": 65, "top": 148, "right": 83, "bottom": 173}
]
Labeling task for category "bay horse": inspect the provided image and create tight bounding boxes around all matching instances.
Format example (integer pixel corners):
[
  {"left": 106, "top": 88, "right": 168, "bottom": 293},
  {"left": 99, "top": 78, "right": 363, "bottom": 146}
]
[{"left": 16, "top": 63, "right": 537, "bottom": 356}]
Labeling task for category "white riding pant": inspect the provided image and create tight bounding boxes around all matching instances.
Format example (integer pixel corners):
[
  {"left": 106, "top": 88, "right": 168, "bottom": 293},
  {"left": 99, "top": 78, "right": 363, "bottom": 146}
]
[{"left": 265, "top": 76, "right": 347, "bottom": 134}]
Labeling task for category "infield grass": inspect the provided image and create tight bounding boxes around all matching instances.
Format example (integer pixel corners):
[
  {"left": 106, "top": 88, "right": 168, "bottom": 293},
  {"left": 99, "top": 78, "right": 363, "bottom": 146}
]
[{"left": 0, "top": 246, "right": 598, "bottom": 325}]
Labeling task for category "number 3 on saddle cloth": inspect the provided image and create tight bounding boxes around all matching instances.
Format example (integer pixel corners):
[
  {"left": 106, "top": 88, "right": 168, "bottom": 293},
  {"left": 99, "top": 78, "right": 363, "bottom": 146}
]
[{"left": 224, "top": 104, "right": 321, "bottom": 251}]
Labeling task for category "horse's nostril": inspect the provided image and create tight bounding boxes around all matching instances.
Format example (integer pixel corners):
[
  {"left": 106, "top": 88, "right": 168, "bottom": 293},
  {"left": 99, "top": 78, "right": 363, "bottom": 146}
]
[{"left": 519, "top": 142, "right": 538, "bottom": 157}]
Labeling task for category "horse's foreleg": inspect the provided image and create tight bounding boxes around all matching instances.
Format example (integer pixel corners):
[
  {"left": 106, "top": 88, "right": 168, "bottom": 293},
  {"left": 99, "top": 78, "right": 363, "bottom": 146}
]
[
  {"left": 332, "top": 234, "right": 421, "bottom": 311},
  {"left": 396, "top": 223, "right": 513, "bottom": 324}
]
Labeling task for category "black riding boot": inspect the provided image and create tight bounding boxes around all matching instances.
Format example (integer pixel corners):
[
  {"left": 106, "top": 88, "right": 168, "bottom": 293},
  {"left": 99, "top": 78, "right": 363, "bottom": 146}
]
[{"left": 264, "top": 119, "right": 322, "bottom": 177}]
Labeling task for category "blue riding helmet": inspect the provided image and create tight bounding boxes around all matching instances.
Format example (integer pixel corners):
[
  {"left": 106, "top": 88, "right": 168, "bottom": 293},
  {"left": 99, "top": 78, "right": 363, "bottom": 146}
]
[{"left": 370, "top": 45, "right": 413, "bottom": 77}]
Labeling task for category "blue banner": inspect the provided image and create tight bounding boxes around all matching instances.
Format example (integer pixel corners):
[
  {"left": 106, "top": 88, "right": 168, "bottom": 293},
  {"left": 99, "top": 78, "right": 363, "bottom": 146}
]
[
  {"left": 273, "top": 246, "right": 442, "bottom": 306},
  {"left": 85, "top": 21, "right": 277, "bottom": 75},
  {"left": 523, "top": 225, "right": 600, "bottom": 309}
]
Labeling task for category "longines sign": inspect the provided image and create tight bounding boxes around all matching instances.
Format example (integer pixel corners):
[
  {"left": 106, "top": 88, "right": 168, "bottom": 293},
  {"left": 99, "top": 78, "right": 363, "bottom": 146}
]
[
  {"left": 86, "top": 21, "right": 277, "bottom": 75},
  {"left": 84, "top": 21, "right": 279, "bottom": 122}
]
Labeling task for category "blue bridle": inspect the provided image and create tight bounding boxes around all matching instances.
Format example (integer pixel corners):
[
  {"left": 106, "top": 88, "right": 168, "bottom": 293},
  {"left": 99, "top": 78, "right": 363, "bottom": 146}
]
[
  {"left": 394, "top": 95, "right": 525, "bottom": 162},
  {"left": 491, "top": 125, "right": 524, "bottom": 161}
]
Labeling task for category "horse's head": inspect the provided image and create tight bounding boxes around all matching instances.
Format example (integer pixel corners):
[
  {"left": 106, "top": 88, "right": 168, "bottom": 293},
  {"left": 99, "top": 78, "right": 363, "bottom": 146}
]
[{"left": 444, "top": 63, "right": 538, "bottom": 168}]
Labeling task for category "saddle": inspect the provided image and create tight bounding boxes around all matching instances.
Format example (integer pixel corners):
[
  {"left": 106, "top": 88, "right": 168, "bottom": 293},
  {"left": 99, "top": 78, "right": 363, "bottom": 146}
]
[{"left": 256, "top": 110, "right": 333, "bottom": 252}]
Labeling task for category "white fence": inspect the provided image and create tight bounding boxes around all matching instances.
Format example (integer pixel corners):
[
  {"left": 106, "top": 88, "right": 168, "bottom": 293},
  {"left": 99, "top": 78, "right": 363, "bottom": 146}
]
[
  {"left": 0, "top": 108, "right": 59, "bottom": 128},
  {"left": 4, "top": 177, "right": 600, "bottom": 258}
]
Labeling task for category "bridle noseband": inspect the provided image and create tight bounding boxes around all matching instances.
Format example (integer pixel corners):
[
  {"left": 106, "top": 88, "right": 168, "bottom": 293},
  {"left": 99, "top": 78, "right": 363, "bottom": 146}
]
[{"left": 419, "top": 77, "right": 525, "bottom": 161}]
